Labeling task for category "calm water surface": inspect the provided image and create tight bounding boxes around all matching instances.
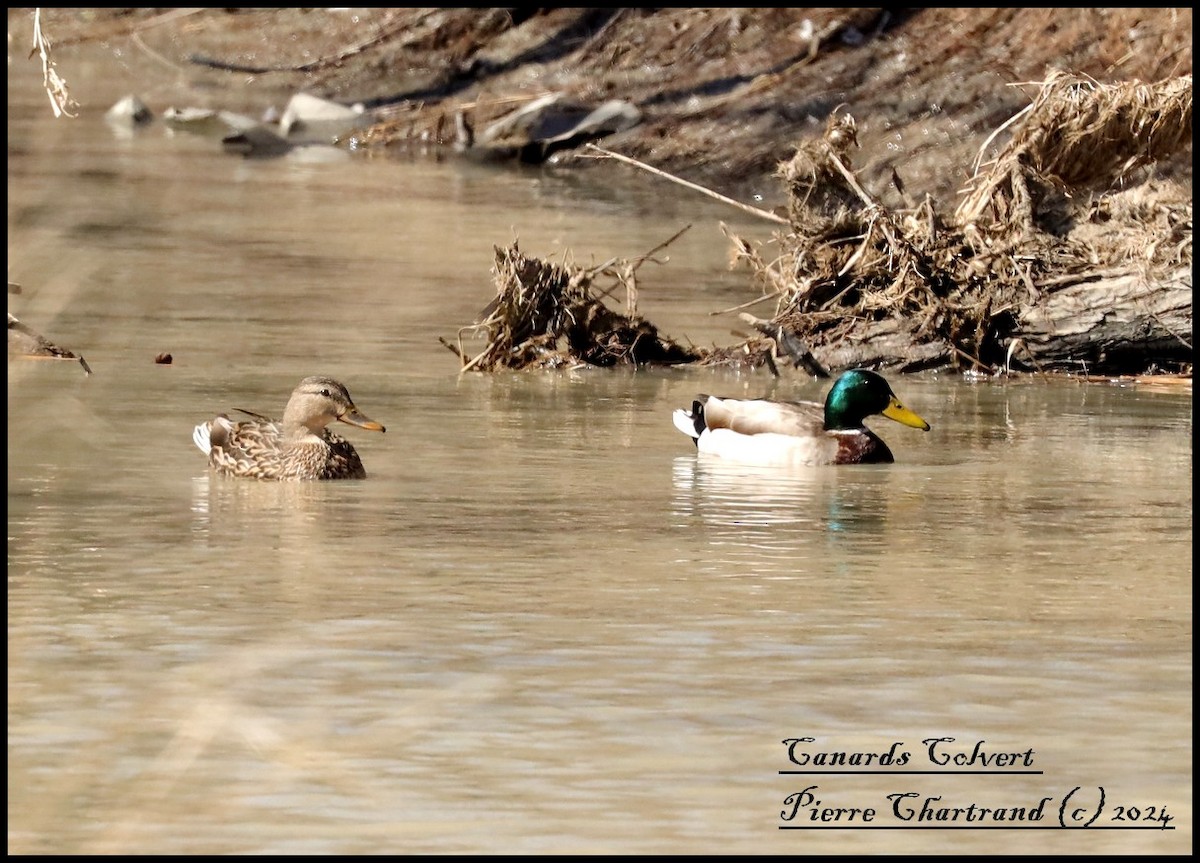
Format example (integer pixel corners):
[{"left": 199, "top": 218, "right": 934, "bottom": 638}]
[{"left": 7, "top": 38, "right": 1192, "bottom": 854}]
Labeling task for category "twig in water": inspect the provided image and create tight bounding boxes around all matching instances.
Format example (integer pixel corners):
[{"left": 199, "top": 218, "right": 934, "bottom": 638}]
[{"left": 709, "top": 293, "right": 780, "bottom": 316}]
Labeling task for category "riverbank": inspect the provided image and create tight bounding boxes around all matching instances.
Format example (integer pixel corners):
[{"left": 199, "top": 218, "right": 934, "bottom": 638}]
[{"left": 11, "top": 8, "right": 1192, "bottom": 375}]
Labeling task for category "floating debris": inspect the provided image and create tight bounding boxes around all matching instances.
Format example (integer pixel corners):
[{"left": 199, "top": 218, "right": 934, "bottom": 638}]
[
  {"left": 8, "top": 312, "right": 92, "bottom": 375},
  {"left": 443, "top": 237, "right": 698, "bottom": 372}
]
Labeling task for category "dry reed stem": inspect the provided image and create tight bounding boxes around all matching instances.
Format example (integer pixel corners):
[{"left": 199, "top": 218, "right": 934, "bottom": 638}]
[
  {"left": 31, "top": 8, "right": 79, "bottom": 119},
  {"left": 585, "top": 144, "right": 788, "bottom": 225}
]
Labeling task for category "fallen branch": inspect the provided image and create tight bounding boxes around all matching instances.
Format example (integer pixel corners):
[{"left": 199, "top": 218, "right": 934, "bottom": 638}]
[
  {"left": 585, "top": 143, "right": 789, "bottom": 225},
  {"left": 8, "top": 312, "right": 92, "bottom": 375}
]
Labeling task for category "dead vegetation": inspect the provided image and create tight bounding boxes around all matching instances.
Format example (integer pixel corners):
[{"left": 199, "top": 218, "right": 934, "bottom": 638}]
[
  {"left": 447, "top": 72, "right": 1190, "bottom": 378},
  {"left": 956, "top": 71, "right": 1194, "bottom": 230},
  {"left": 710, "top": 73, "right": 1193, "bottom": 376},
  {"left": 8, "top": 313, "right": 92, "bottom": 375},
  {"left": 30, "top": 7, "right": 79, "bottom": 119},
  {"left": 441, "top": 236, "right": 699, "bottom": 372},
  {"left": 23, "top": 9, "right": 1191, "bottom": 377}
]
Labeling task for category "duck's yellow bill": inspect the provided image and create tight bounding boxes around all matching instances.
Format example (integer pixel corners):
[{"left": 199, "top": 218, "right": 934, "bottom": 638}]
[{"left": 882, "top": 398, "right": 931, "bottom": 431}]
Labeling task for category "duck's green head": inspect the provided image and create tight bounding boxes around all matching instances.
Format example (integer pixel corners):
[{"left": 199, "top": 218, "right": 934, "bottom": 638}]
[{"left": 824, "top": 369, "right": 931, "bottom": 431}]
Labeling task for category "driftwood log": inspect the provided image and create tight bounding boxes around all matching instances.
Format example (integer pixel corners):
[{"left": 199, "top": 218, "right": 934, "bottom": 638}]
[
  {"left": 1014, "top": 266, "right": 1191, "bottom": 371},
  {"left": 8, "top": 311, "right": 93, "bottom": 375}
]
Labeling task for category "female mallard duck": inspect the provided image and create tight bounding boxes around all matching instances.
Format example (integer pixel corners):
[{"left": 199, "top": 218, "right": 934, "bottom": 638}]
[
  {"left": 192, "top": 375, "right": 386, "bottom": 480},
  {"left": 672, "top": 368, "right": 930, "bottom": 467}
]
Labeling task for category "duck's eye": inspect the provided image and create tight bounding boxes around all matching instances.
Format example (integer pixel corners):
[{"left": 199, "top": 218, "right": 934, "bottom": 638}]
[{"left": 320, "top": 389, "right": 331, "bottom": 397}]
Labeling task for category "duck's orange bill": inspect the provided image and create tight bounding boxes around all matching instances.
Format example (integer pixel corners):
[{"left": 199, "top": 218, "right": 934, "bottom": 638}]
[{"left": 339, "top": 408, "right": 386, "bottom": 433}]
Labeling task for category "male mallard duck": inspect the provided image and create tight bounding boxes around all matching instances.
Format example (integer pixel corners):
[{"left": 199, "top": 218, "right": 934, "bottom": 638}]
[
  {"left": 192, "top": 375, "right": 386, "bottom": 480},
  {"left": 672, "top": 368, "right": 930, "bottom": 467}
]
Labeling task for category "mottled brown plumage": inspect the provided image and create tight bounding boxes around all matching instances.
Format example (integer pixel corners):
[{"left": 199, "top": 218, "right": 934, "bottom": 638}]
[{"left": 193, "top": 376, "right": 385, "bottom": 480}]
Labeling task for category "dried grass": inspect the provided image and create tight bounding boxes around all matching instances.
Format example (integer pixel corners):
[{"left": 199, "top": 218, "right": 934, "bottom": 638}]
[
  {"left": 31, "top": 8, "right": 79, "bottom": 119},
  {"left": 443, "top": 239, "right": 699, "bottom": 372},
  {"left": 717, "top": 73, "right": 1192, "bottom": 373},
  {"left": 957, "top": 71, "right": 1192, "bottom": 229}
]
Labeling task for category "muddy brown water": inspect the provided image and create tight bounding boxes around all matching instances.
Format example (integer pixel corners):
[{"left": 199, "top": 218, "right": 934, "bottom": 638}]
[{"left": 7, "top": 44, "right": 1191, "bottom": 854}]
